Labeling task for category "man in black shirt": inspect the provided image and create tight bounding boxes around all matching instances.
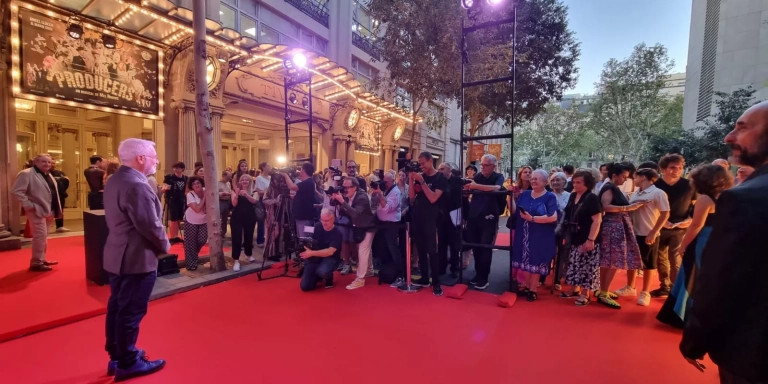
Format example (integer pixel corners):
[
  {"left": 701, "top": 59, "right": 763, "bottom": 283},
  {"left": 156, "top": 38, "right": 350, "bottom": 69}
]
[
  {"left": 652, "top": 154, "right": 695, "bottom": 297},
  {"left": 85, "top": 155, "right": 105, "bottom": 209},
  {"left": 563, "top": 164, "right": 575, "bottom": 192},
  {"left": 437, "top": 162, "right": 463, "bottom": 278},
  {"left": 299, "top": 209, "right": 342, "bottom": 291},
  {"left": 284, "top": 162, "right": 316, "bottom": 237},
  {"left": 409, "top": 152, "right": 447, "bottom": 296},
  {"left": 345, "top": 160, "right": 367, "bottom": 192},
  {"left": 464, "top": 154, "right": 505, "bottom": 289}
]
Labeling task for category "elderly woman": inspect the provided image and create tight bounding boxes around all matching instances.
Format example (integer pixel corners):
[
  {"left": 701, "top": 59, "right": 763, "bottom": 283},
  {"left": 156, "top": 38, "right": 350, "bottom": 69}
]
[
  {"left": 596, "top": 163, "right": 644, "bottom": 309},
  {"left": 184, "top": 176, "right": 207, "bottom": 271},
  {"left": 550, "top": 171, "right": 570, "bottom": 289},
  {"left": 512, "top": 169, "right": 559, "bottom": 302},
  {"left": 562, "top": 171, "right": 603, "bottom": 305},
  {"left": 657, "top": 164, "right": 733, "bottom": 328}
]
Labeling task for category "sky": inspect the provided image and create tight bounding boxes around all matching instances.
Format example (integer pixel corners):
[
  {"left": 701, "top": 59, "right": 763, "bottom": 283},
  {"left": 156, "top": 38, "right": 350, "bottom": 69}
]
[{"left": 562, "top": 0, "right": 692, "bottom": 95}]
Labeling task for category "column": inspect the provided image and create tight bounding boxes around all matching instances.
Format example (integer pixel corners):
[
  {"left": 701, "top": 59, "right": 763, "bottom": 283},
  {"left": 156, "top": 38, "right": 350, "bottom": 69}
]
[
  {"left": 346, "top": 141, "right": 356, "bottom": 165},
  {"left": 61, "top": 129, "right": 78, "bottom": 208},
  {"left": 211, "top": 111, "right": 223, "bottom": 172},
  {"left": 334, "top": 137, "right": 347, "bottom": 163},
  {"left": 93, "top": 133, "right": 110, "bottom": 158},
  {"left": 179, "top": 106, "right": 197, "bottom": 170},
  {"left": 383, "top": 146, "right": 391, "bottom": 171}
]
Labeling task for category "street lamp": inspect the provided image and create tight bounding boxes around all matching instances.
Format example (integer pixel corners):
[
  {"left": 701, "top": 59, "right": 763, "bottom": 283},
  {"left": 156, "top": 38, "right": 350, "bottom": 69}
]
[{"left": 461, "top": 0, "right": 475, "bottom": 9}]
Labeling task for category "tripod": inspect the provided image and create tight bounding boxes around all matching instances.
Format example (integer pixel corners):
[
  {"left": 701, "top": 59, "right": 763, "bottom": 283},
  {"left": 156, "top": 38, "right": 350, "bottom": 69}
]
[{"left": 257, "top": 192, "right": 301, "bottom": 280}]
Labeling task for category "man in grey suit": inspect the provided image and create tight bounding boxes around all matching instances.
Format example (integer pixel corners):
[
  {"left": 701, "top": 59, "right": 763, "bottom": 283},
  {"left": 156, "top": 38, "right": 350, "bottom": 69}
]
[
  {"left": 11, "top": 153, "right": 61, "bottom": 271},
  {"left": 681, "top": 100, "right": 768, "bottom": 383},
  {"left": 103, "top": 138, "right": 169, "bottom": 381}
]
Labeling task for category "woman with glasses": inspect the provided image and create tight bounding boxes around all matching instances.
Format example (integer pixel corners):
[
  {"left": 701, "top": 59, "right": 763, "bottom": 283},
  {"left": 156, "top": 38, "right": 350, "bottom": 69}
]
[{"left": 183, "top": 176, "right": 207, "bottom": 271}]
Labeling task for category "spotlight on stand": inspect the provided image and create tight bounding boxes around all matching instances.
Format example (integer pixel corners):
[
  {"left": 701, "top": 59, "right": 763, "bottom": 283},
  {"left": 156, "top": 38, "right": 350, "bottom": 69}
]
[
  {"left": 276, "top": 155, "right": 287, "bottom": 165},
  {"left": 289, "top": 93, "right": 298, "bottom": 104},
  {"left": 292, "top": 53, "right": 307, "bottom": 69},
  {"left": 301, "top": 96, "right": 309, "bottom": 109},
  {"left": 67, "top": 22, "right": 83, "bottom": 40},
  {"left": 102, "top": 33, "right": 117, "bottom": 49}
]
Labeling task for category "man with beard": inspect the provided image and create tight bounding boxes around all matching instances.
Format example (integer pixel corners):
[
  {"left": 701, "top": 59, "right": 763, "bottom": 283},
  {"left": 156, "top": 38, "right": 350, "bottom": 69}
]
[{"left": 681, "top": 101, "right": 768, "bottom": 383}]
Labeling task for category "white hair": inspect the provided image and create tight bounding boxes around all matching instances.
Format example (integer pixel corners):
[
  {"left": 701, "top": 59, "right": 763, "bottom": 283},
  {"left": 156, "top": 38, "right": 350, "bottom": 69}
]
[
  {"left": 481, "top": 154, "right": 498, "bottom": 165},
  {"left": 320, "top": 208, "right": 335, "bottom": 218},
  {"left": 549, "top": 171, "right": 567, "bottom": 184},
  {"left": 532, "top": 169, "right": 549, "bottom": 184},
  {"left": 118, "top": 138, "right": 156, "bottom": 164},
  {"left": 384, "top": 170, "right": 397, "bottom": 180}
]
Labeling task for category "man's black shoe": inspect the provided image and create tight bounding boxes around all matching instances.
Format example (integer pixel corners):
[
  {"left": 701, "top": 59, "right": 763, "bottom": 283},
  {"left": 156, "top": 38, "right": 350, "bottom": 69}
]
[
  {"left": 650, "top": 288, "right": 670, "bottom": 298},
  {"left": 412, "top": 278, "right": 430, "bottom": 287},
  {"left": 108, "top": 350, "right": 145, "bottom": 376},
  {"left": 324, "top": 279, "right": 334, "bottom": 289},
  {"left": 474, "top": 280, "right": 490, "bottom": 290},
  {"left": 29, "top": 265, "right": 52, "bottom": 272},
  {"left": 114, "top": 357, "right": 166, "bottom": 382},
  {"left": 469, "top": 277, "right": 479, "bottom": 286},
  {"left": 433, "top": 285, "right": 443, "bottom": 296}
]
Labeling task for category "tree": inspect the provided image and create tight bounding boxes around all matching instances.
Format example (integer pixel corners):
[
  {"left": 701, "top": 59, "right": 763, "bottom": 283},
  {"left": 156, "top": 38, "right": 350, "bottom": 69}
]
[
  {"left": 368, "top": 0, "right": 579, "bottom": 161},
  {"left": 644, "top": 94, "right": 685, "bottom": 162},
  {"left": 588, "top": 43, "right": 675, "bottom": 162}
]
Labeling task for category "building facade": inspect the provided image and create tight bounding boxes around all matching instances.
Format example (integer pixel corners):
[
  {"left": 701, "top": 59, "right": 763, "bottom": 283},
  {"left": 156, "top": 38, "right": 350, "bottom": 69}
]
[
  {"left": 683, "top": 0, "right": 768, "bottom": 130},
  {"left": 0, "top": 0, "right": 447, "bottom": 236}
]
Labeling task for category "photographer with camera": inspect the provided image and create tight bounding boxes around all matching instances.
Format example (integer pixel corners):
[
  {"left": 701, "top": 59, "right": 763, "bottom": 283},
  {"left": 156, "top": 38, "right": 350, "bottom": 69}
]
[
  {"left": 437, "top": 162, "right": 464, "bottom": 278},
  {"left": 282, "top": 162, "right": 317, "bottom": 237},
  {"left": 463, "top": 154, "right": 506, "bottom": 290},
  {"left": 332, "top": 176, "right": 375, "bottom": 290},
  {"left": 409, "top": 152, "right": 447, "bottom": 296},
  {"left": 370, "top": 170, "right": 403, "bottom": 285},
  {"left": 298, "top": 209, "right": 343, "bottom": 291}
]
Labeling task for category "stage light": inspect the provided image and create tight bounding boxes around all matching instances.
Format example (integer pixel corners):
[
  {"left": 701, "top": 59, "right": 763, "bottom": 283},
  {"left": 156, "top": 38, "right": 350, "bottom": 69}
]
[
  {"left": 292, "top": 53, "right": 307, "bottom": 69},
  {"left": 276, "top": 155, "right": 287, "bottom": 165},
  {"left": 301, "top": 96, "right": 309, "bottom": 109},
  {"left": 486, "top": 0, "right": 503, "bottom": 5},
  {"left": 289, "top": 93, "right": 298, "bottom": 104},
  {"left": 67, "top": 23, "right": 83, "bottom": 39},
  {"left": 461, "top": 0, "right": 475, "bottom": 9},
  {"left": 102, "top": 33, "right": 116, "bottom": 49}
]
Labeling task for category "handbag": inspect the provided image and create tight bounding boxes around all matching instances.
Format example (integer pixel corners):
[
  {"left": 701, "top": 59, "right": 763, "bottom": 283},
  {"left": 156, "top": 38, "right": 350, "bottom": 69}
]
[{"left": 254, "top": 201, "right": 266, "bottom": 221}]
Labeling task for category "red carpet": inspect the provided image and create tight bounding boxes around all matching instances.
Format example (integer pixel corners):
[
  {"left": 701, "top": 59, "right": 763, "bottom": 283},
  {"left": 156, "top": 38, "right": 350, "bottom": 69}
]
[
  {"left": 495, "top": 231, "right": 510, "bottom": 247},
  {"left": 0, "top": 236, "right": 110, "bottom": 343},
  {"left": 0, "top": 272, "right": 718, "bottom": 384}
]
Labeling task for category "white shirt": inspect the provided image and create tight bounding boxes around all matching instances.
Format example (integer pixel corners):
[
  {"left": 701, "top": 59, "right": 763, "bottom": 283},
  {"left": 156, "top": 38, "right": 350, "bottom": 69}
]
[
  {"left": 553, "top": 191, "right": 570, "bottom": 212},
  {"left": 376, "top": 185, "right": 401, "bottom": 222},
  {"left": 255, "top": 175, "right": 270, "bottom": 195},
  {"left": 185, "top": 191, "right": 207, "bottom": 225},
  {"left": 629, "top": 185, "right": 670, "bottom": 236}
]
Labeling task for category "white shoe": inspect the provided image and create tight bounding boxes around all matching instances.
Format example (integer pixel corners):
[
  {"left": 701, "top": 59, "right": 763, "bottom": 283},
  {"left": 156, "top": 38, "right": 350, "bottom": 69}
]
[
  {"left": 233, "top": 261, "right": 241, "bottom": 272},
  {"left": 248, "top": 256, "right": 256, "bottom": 262},
  {"left": 55, "top": 227, "right": 71, "bottom": 233},
  {"left": 613, "top": 286, "right": 637, "bottom": 297},
  {"left": 346, "top": 278, "right": 365, "bottom": 290},
  {"left": 637, "top": 291, "right": 651, "bottom": 306}
]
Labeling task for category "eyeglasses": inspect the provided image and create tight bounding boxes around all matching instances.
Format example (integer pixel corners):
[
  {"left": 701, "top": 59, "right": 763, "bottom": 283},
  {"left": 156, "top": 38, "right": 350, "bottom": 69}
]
[
  {"left": 343, "top": 185, "right": 355, "bottom": 189},
  {"left": 481, "top": 163, "right": 494, "bottom": 167}
]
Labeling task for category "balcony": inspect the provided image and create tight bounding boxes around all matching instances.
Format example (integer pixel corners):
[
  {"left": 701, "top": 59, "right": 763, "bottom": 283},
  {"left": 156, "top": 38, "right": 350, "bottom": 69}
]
[
  {"left": 352, "top": 32, "right": 381, "bottom": 61},
  {"left": 284, "top": 0, "right": 329, "bottom": 27}
]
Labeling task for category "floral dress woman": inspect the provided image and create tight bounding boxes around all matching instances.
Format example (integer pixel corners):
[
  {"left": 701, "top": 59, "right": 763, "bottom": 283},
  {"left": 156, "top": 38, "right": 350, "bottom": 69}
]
[{"left": 512, "top": 190, "right": 558, "bottom": 277}]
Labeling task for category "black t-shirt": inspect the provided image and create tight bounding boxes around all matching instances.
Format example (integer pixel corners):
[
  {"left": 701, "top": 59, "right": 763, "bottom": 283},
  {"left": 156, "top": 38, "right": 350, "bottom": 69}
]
[
  {"left": 442, "top": 176, "right": 464, "bottom": 213},
  {"left": 655, "top": 177, "right": 695, "bottom": 223},
  {"left": 468, "top": 172, "right": 505, "bottom": 219},
  {"left": 412, "top": 171, "right": 447, "bottom": 224},
  {"left": 309, "top": 223, "right": 342, "bottom": 262},
  {"left": 564, "top": 192, "right": 603, "bottom": 245},
  {"left": 293, "top": 178, "right": 317, "bottom": 220},
  {"left": 163, "top": 174, "right": 188, "bottom": 202},
  {"left": 84, "top": 166, "right": 105, "bottom": 192}
]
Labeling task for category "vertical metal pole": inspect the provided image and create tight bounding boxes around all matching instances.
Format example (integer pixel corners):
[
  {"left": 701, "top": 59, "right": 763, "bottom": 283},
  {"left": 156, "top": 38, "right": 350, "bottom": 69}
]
[
  {"left": 284, "top": 79, "right": 290, "bottom": 156},
  {"left": 508, "top": 5, "right": 517, "bottom": 292},
  {"left": 459, "top": 17, "right": 466, "bottom": 285},
  {"left": 308, "top": 76, "right": 313, "bottom": 165}
]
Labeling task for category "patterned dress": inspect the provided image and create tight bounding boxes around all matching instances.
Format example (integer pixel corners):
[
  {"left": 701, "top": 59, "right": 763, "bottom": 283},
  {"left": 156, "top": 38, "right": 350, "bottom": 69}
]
[
  {"left": 563, "top": 192, "right": 603, "bottom": 291},
  {"left": 598, "top": 183, "right": 641, "bottom": 270},
  {"left": 512, "top": 190, "right": 558, "bottom": 276}
]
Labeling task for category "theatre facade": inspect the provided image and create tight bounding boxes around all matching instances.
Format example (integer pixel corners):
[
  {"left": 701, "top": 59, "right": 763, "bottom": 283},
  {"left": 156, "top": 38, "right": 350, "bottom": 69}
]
[{"left": 0, "top": 0, "right": 438, "bottom": 237}]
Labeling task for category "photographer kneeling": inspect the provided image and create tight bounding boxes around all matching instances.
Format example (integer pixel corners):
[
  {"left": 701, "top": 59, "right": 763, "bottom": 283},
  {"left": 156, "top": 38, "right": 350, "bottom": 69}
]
[
  {"left": 299, "top": 209, "right": 343, "bottom": 291},
  {"left": 333, "top": 176, "right": 375, "bottom": 290}
]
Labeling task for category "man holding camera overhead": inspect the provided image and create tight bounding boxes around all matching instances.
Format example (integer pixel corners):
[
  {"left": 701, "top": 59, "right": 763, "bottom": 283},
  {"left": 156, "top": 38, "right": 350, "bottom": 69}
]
[
  {"left": 409, "top": 152, "right": 447, "bottom": 296},
  {"left": 283, "top": 162, "right": 316, "bottom": 237}
]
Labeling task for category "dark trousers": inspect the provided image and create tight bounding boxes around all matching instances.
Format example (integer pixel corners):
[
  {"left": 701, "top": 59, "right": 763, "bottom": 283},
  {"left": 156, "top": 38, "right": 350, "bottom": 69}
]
[
  {"left": 88, "top": 192, "right": 104, "bottom": 210},
  {"left": 219, "top": 200, "right": 231, "bottom": 236},
  {"left": 437, "top": 215, "right": 461, "bottom": 274},
  {"left": 105, "top": 271, "right": 156, "bottom": 368},
  {"left": 413, "top": 220, "right": 440, "bottom": 286},
  {"left": 230, "top": 217, "right": 256, "bottom": 260},
  {"left": 658, "top": 228, "right": 685, "bottom": 289},
  {"left": 719, "top": 367, "right": 766, "bottom": 384},
  {"left": 300, "top": 257, "right": 338, "bottom": 291},
  {"left": 375, "top": 225, "right": 404, "bottom": 279},
  {"left": 466, "top": 216, "right": 499, "bottom": 282},
  {"left": 256, "top": 218, "right": 265, "bottom": 245},
  {"left": 55, "top": 218, "right": 64, "bottom": 229}
]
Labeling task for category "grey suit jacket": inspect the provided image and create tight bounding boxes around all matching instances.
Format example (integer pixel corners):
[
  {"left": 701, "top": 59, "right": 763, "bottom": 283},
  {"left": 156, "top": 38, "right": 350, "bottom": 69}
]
[
  {"left": 11, "top": 167, "right": 60, "bottom": 218},
  {"left": 103, "top": 165, "right": 170, "bottom": 275}
]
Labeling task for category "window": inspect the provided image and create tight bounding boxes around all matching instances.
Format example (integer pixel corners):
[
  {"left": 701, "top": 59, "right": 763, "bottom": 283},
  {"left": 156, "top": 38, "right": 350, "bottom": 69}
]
[
  {"left": 240, "top": 0, "right": 257, "bottom": 16},
  {"left": 260, "top": 7, "right": 299, "bottom": 39},
  {"left": 260, "top": 24, "right": 279, "bottom": 44},
  {"left": 220, "top": 4, "right": 236, "bottom": 29},
  {"left": 241, "top": 15, "right": 257, "bottom": 38}
]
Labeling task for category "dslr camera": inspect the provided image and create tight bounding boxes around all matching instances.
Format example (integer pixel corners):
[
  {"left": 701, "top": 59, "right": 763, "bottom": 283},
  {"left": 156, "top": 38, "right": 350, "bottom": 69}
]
[
  {"left": 297, "top": 236, "right": 315, "bottom": 251},
  {"left": 327, "top": 166, "right": 343, "bottom": 182},
  {"left": 369, "top": 169, "right": 385, "bottom": 190},
  {"left": 325, "top": 185, "right": 346, "bottom": 206}
]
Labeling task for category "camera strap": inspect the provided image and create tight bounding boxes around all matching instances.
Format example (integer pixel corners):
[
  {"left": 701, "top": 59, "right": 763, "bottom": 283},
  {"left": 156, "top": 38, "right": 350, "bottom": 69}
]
[{"left": 383, "top": 185, "right": 395, "bottom": 197}]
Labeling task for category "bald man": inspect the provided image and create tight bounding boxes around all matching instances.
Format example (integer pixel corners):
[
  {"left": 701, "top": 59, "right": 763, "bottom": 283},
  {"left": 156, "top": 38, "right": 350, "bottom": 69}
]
[{"left": 681, "top": 101, "right": 768, "bottom": 383}]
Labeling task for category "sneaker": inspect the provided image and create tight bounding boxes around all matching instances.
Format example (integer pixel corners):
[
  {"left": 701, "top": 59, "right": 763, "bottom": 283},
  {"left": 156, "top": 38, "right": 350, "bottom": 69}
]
[
  {"left": 637, "top": 291, "right": 651, "bottom": 306},
  {"left": 389, "top": 277, "right": 405, "bottom": 288},
  {"left": 412, "top": 278, "right": 430, "bottom": 287},
  {"left": 650, "top": 287, "right": 671, "bottom": 298},
  {"left": 233, "top": 261, "right": 241, "bottom": 272},
  {"left": 613, "top": 286, "right": 637, "bottom": 297},
  {"left": 324, "top": 280, "right": 334, "bottom": 289},
  {"left": 108, "top": 350, "right": 145, "bottom": 376},
  {"left": 433, "top": 285, "right": 443, "bottom": 296},
  {"left": 469, "top": 277, "right": 479, "bottom": 286},
  {"left": 55, "top": 227, "right": 71, "bottom": 233},
  {"left": 346, "top": 278, "right": 365, "bottom": 290},
  {"left": 473, "top": 280, "right": 490, "bottom": 290},
  {"left": 247, "top": 256, "right": 256, "bottom": 263},
  {"left": 340, "top": 264, "right": 352, "bottom": 275}
]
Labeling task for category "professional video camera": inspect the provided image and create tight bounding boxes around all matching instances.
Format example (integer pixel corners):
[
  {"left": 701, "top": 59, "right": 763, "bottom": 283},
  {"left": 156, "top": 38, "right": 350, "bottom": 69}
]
[
  {"left": 270, "top": 166, "right": 300, "bottom": 195},
  {"left": 402, "top": 160, "right": 421, "bottom": 174},
  {"left": 327, "top": 166, "right": 343, "bottom": 182},
  {"left": 297, "top": 236, "right": 316, "bottom": 251},
  {"left": 369, "top": 169, "right": 385, "bottom": 190}
]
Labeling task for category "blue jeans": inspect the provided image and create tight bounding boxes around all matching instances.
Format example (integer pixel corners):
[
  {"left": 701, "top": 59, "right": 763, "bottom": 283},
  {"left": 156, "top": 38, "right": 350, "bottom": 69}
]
[
  {"left": 105, "top": 271, "right": 157, "bottom": 368},
  {"left": 256, "top": 218, "right": 265, "bottom": 244},
  {"left": 300, "top": 257, "right": 338, "bottom": 291}
]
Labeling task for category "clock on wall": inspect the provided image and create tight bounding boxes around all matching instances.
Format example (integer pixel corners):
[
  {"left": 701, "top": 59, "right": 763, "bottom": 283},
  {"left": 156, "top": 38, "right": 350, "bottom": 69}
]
[
  {"left": 393, "top": 125, "right": 404, "bottom": 141},
  {"left": 347, "top": 108, "right": 360, "bottom": 129}
]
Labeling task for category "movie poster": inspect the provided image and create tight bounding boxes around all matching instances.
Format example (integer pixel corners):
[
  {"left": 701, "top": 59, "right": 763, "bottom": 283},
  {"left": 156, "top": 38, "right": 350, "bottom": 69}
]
[
  {"left": 357, "top": 120, "right": 379, "bottom": 153},
  {"left": 17, "top": 7, "right": 160, "bottom": 116}
]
